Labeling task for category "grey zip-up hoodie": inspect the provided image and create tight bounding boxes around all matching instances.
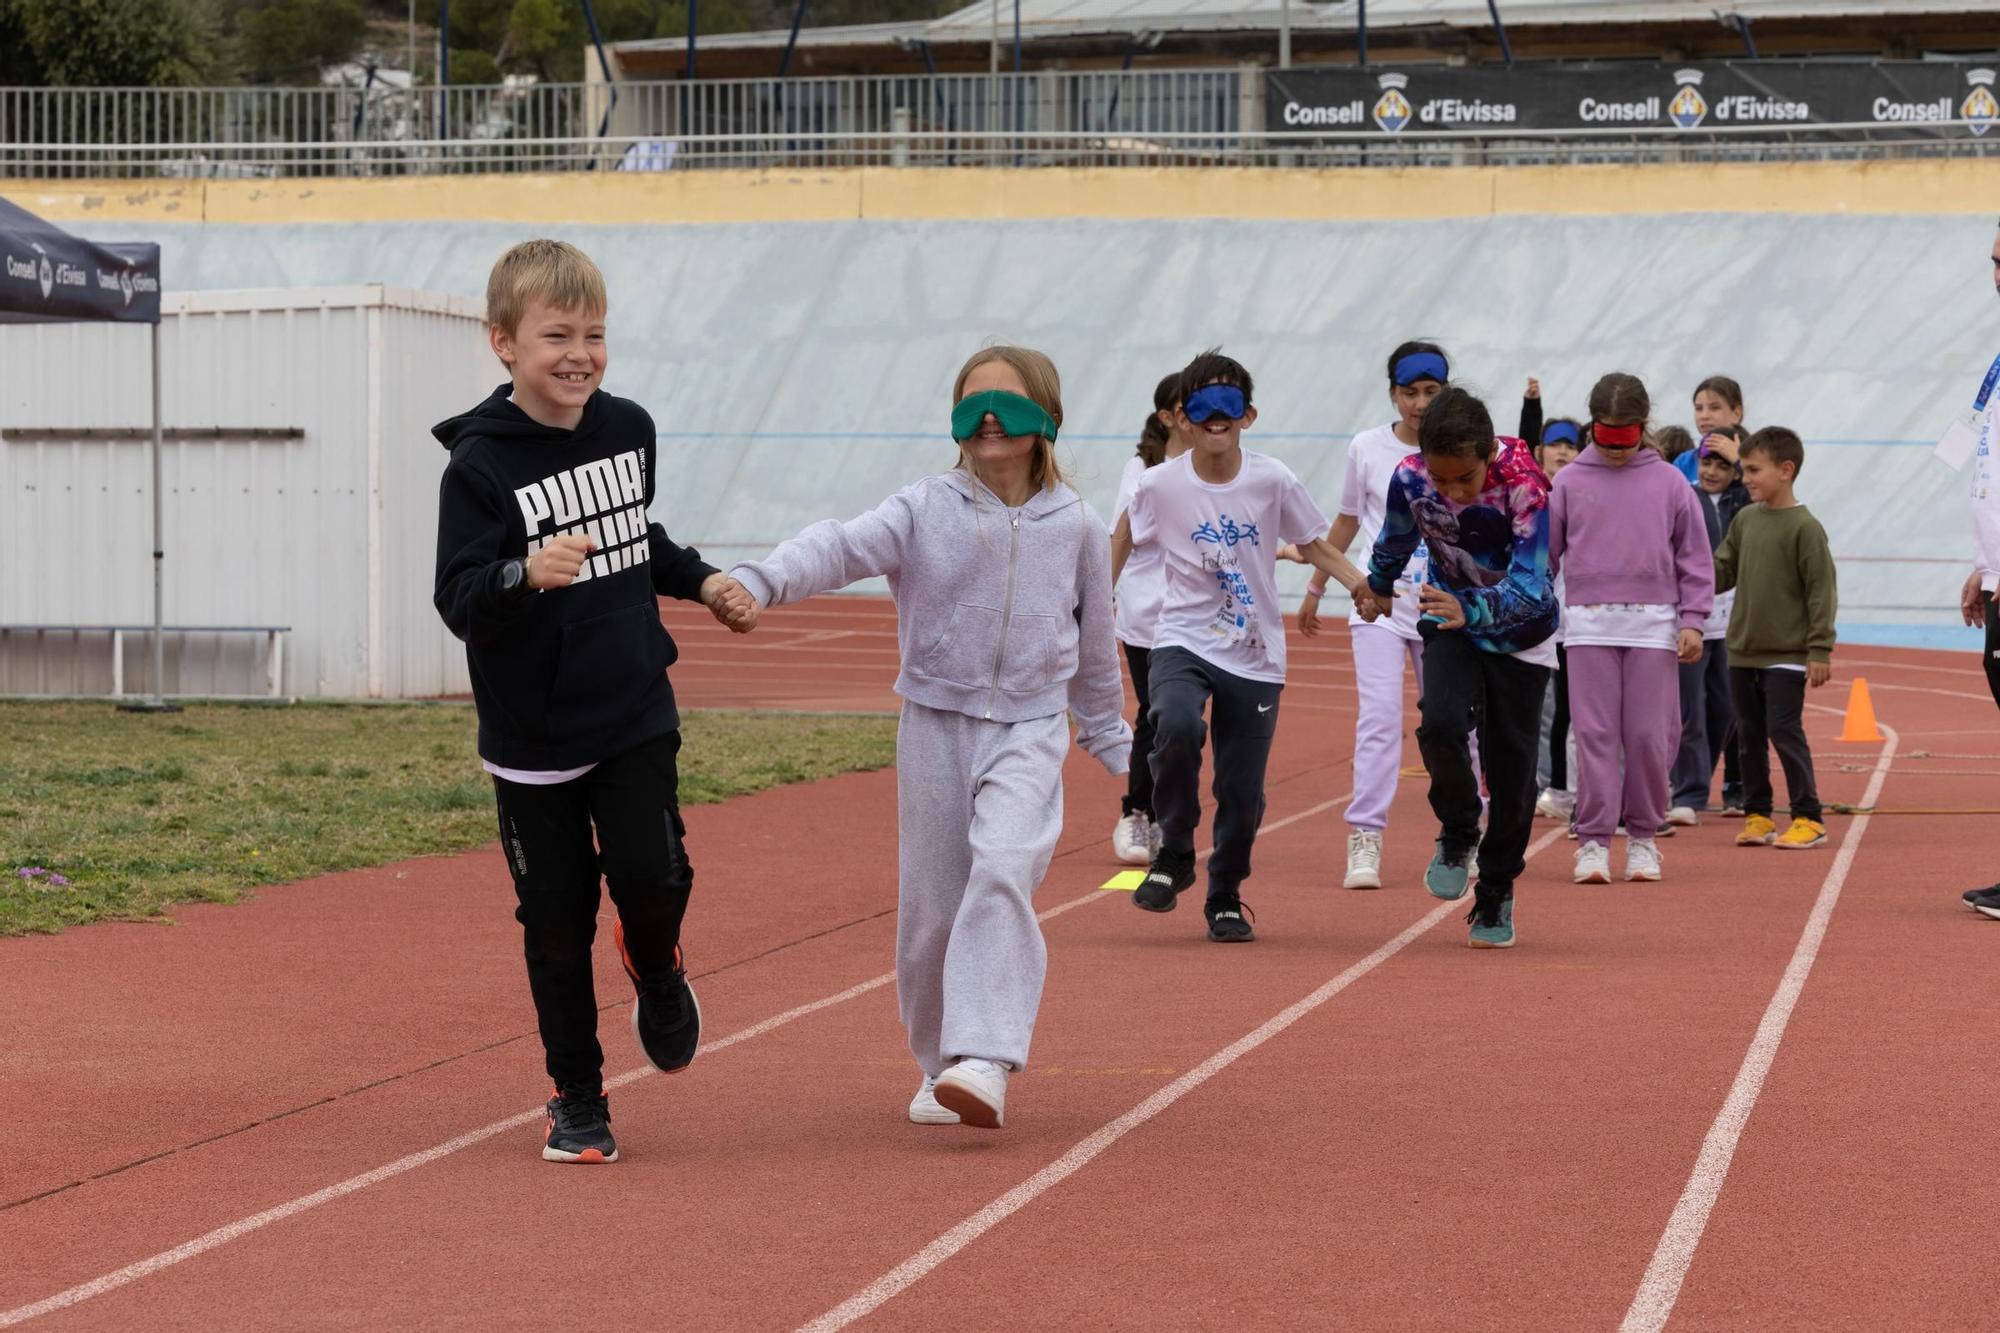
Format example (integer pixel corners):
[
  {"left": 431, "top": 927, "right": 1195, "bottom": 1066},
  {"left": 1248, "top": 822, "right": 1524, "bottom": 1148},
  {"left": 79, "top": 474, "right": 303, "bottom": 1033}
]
[{"left": 729, "top": 471, "right": 1132, "bottom": 774}]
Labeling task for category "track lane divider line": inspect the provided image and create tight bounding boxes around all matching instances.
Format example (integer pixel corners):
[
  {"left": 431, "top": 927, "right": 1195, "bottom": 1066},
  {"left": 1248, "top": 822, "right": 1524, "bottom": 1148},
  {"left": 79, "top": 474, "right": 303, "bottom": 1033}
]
[
  {"left": 1618, "top": 723, "right": 1900, "bottom": 1333},
  {"left": 798, "top": 825, "right": 1568, "bottom": 1332},
  {"left": 0, "top": 788, "right": 1356, "bottom": 1328}
]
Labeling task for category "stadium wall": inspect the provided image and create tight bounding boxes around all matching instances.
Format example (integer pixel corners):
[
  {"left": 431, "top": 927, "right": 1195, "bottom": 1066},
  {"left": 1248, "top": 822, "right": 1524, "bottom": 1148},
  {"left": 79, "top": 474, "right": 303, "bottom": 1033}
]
[{"left": 7, "top": 161, "right": 1995, "bottom": 662}]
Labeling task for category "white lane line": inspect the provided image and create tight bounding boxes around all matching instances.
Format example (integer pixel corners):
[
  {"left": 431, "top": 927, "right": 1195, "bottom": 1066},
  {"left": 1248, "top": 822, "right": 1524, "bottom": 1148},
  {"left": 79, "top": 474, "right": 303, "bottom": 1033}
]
[
  {"left": 0, "top": 790, "right": 1354, "bottom": 1328},
  {"left": 1619, "top": 724, "right": 1900, "bottom": 1333},
  {"left": 800, "top": 825, "right": 1567, "bottom": 1333}
]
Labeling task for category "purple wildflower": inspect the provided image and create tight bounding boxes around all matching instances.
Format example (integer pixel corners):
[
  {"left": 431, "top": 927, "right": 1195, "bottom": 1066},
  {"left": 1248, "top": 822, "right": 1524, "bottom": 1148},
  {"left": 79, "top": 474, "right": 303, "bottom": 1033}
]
[
  {"left": 49, "top": 874, "right": 70, "bottom": 887},
  {"left": 17, "top": 866, "right": 46, "bottom": 879}
]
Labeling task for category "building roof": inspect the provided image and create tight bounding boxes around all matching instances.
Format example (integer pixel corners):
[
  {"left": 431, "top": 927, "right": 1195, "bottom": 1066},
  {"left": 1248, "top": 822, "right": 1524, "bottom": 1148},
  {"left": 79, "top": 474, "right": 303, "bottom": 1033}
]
[{"left": 612, "top": 0, "right": 2000, "bottom": 55}]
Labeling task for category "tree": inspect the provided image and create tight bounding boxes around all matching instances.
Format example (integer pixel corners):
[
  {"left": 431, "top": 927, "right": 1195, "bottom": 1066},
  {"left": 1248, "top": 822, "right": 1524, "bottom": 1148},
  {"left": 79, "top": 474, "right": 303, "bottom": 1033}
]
[
  {"left": 0, "top": 0, "right": 225, "bottom": 87},
  {"left": 230, "top": 0, "right": 369, "bottom": 83}
]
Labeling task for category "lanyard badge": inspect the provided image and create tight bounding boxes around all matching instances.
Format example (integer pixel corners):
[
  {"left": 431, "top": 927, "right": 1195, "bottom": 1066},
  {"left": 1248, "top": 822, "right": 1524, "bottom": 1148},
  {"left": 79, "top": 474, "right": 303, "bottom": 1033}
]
[{"left": 1935, "top": 352, "right": 2000, "bottom": 472}]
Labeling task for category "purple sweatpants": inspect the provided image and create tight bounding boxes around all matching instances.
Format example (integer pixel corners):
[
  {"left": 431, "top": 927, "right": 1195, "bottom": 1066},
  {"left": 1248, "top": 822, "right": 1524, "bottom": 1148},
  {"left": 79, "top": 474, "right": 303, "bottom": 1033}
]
[{"left": 1567, "top": 645, "right": 1682, "bottom": 842}]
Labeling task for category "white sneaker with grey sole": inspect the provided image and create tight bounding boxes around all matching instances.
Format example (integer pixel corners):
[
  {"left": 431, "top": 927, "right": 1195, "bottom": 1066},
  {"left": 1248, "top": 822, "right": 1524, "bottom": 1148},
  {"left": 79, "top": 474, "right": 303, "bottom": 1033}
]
[
  {"left": 1343, "top": 829, "right": 1383, "bottom": 889},
  {"left": 1111, "top": 813, "right": 1155, "bottom": 865}
]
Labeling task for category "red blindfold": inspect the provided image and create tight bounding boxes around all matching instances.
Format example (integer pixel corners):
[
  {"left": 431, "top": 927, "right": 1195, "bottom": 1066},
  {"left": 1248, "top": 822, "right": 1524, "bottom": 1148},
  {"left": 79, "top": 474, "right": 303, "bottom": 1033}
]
[{"left": 1592, "top": 421, "right": 1645, "bottom": 448}]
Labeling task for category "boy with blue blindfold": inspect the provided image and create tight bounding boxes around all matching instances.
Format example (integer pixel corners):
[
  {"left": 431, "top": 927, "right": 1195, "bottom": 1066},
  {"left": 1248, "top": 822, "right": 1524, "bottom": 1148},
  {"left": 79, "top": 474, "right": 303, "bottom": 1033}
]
[{"left": 1115, "top": 349, "right": 1365, "bottom": 942}]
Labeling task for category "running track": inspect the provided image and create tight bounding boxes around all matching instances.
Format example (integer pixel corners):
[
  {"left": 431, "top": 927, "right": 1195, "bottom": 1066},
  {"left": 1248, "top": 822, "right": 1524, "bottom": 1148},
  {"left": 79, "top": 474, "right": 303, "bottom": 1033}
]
[{"left": 3, "top": 596, "right": 1996, "bottom": 1330}]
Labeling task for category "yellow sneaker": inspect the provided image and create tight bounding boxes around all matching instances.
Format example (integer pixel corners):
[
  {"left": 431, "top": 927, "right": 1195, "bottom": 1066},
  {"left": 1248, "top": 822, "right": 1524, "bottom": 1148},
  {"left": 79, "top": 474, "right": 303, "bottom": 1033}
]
[
  {"left": 1774, "top": 818, "right": 1828, "bottom": 851},
  {"left": 1736, "top": 814, "right": 1776, "bottom": 847}
]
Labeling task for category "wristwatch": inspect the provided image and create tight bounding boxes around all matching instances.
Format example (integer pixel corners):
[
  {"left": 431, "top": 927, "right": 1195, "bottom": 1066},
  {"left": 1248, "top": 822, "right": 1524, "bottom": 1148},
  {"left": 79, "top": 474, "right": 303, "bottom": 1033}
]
[{"left": 500, "top": 557, "right": 534, "bottom": 597}]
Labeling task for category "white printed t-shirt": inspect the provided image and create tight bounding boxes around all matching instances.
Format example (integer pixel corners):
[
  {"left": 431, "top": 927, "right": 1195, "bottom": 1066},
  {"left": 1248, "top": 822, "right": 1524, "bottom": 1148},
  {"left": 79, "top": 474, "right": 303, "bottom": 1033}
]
[
  {"left": 1112, "top": 454, "right": 1167, "bottom": 648},
  {"left": 1339, "top": 423, "right": 1428, "bottom": 641},
  {"left": 1128, "top": 449, "right": 1331, "bottom": 685},
  {"left": 1564, "top": 603, "right": 1678, "bottom": 652},
  {"left": 1976, "top": 398, "right": 2000, "bottom": 594}
]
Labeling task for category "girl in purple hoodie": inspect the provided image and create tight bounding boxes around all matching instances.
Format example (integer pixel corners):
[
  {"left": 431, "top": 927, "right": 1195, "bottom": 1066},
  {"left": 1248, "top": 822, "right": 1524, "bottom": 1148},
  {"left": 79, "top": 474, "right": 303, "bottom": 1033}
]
[{"left": 1549, "top": 374, "right": 1714, "bottom": 886}]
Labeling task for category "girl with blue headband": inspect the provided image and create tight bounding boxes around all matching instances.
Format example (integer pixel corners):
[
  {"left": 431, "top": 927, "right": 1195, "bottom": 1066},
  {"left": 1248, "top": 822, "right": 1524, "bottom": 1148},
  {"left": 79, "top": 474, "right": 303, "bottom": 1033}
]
[{"left": 727, "top": 345, "right": 1130, "bottom": 1131}]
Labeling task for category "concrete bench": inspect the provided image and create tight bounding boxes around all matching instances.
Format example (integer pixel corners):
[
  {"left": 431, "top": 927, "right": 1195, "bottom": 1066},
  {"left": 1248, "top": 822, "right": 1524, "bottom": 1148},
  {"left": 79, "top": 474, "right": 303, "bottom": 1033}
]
[{"left": 0, "top": 625, "right": 290, "bottom": 699}]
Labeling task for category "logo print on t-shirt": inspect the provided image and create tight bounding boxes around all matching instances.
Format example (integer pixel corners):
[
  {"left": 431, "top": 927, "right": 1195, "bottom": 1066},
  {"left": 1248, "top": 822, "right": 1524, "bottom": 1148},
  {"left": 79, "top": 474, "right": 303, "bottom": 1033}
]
[{"left": 512, "top": 449, "right": 652, "bottom": 584}]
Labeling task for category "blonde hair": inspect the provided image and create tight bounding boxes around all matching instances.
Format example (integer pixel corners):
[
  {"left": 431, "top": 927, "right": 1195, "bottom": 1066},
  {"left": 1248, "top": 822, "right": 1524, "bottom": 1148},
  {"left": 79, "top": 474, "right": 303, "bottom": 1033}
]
[
  {"left": 486, "top": 239, "right": 607, "bottom": 335},
  {"left": 951, "top": 345, "right": 1067, "bottom": 493}
]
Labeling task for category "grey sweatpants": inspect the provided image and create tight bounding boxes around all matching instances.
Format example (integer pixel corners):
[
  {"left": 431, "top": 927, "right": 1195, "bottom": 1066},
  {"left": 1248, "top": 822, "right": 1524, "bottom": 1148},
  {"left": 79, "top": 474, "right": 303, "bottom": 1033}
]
[{"left": 896, "top": 700, "right": 1068, "bottom": 1077}]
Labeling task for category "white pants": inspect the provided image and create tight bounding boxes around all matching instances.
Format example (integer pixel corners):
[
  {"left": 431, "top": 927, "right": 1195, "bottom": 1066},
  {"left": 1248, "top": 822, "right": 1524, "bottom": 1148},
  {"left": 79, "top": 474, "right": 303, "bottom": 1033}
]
[
  {"left": 895, "top": 701, "right": 1068, "bottom": 1077},
  {"left": 1346, "top": 621, "right": 1424, "bottom": 832}
]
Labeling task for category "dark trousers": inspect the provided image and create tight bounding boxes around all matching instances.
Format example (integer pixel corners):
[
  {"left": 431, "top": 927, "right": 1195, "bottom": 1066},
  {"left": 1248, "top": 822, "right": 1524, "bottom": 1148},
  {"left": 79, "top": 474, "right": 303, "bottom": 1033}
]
[
  {"left": 1417, "top": 625, "right": 1551, "bottom": 903},
  {"left": 1121, "top": 641, "right": 1157, "bottom": 817},
  {"left": 1147, "top": 645, "right": 1281, "bottom": 905},
  {"left": 1986, "top": 596, "right": 2000, "bottom": 710},
  {"left": 491, "top": 729, "right": 694, "bottom": 1096},
  {"left": 1728, "top": 667, "right": 1822, "bottom": 823},
  {"left": 1671, "top": 640, "right": 1738, "bottom": 810},
  {"left": 1548, "top": 644, "right": 1571, "bottom": 790}
]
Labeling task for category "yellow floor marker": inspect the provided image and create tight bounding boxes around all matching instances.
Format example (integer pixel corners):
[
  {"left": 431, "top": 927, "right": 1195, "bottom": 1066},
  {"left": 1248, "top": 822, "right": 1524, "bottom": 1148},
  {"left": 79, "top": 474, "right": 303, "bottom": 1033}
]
[{"left": 1101, "top": 870, "right": 1147, "bottom": 891}]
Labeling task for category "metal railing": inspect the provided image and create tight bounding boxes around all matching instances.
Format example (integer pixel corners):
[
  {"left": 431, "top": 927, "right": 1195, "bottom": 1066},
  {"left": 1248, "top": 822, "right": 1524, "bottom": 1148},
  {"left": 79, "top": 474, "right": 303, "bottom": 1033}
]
[{"left": 3, "top": 122, "right": 1997, "bottom": 177}]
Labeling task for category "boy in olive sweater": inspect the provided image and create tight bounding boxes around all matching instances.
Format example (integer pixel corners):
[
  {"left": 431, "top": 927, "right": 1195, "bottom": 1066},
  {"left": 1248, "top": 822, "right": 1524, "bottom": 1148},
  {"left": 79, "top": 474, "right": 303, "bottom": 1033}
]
[{"left": 1714, "top": 426, "right": 1837, "bottom": 851}]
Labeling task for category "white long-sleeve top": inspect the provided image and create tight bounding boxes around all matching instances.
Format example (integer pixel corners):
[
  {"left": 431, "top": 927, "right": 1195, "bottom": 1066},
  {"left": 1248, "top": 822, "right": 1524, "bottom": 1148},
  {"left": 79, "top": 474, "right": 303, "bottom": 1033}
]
[{"left": 1975, "top": 401, "right": 2000, "bottom": 593}]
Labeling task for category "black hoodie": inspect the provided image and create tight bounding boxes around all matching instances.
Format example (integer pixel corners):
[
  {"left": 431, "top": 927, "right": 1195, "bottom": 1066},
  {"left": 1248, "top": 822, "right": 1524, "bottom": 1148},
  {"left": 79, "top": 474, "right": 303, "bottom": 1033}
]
[{"left": 432, "top": 384, "right": 718, "bottom": 770}]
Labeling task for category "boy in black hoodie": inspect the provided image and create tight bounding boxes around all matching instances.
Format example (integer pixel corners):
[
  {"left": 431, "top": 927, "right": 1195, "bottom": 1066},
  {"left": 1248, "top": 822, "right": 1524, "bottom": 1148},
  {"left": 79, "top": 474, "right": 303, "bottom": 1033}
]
[{"left": 433, "top": 239, "right": 753, "bottom": 1164}]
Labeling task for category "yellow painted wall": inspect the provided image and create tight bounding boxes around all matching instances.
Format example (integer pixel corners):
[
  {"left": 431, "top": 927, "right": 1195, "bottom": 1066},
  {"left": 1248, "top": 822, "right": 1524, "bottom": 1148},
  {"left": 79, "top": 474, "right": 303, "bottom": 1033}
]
[{"left": 6, "top": 157, "right": 1997, "bottom": 226}]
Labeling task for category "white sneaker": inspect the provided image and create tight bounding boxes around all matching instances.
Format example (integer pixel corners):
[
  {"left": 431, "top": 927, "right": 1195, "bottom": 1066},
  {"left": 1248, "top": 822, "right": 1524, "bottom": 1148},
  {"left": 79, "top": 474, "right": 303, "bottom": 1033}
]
[
  {"left": 1535, "top": 788, "right": 1575, "bottom": 821},
  {"left": 1625, "top": 838, "right": 1663, "bottom": 882},
  {"left": 1112, "top": 812, "right": 1154, "bottom": 865},
  {"left": 1665, "top": 806, "right": 1700, "bottom": 827},
  {"left": 933, "top": 1058, "right": 1008, "bottom": 1129},
  {"left": 1574, "top": 841, "right": 1611, "bottom": 884},
  {"left": 1343, "top": 829, "right": 1384, "bottom": 890},
  {"left": 908, "top": 1076, "right": 960, "bottom": 1125}
]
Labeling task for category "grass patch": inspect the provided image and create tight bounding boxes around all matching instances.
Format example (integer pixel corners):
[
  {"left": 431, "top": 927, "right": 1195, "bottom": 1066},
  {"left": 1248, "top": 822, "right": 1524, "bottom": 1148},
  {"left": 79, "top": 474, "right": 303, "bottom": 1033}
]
[{"left": 0, "top": 703, "right": 897, "bottom": 937}]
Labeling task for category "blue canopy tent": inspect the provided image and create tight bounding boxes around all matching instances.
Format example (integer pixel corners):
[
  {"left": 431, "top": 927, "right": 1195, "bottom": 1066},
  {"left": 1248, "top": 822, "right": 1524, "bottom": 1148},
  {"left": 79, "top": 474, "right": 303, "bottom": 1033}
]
[{"left": 0, "top": 197, "right": 170, "bottom": 708}]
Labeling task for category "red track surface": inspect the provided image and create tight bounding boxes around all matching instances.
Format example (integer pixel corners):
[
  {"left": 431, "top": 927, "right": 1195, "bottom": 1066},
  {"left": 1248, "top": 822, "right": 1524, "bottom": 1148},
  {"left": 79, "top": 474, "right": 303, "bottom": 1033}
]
[{"left": 4, "top": 596, "right": 1996, "bottom": 1330}]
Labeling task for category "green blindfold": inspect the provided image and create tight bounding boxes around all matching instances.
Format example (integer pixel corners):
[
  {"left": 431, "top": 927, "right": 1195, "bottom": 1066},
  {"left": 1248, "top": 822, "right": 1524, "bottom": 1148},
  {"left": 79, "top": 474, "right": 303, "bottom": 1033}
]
[{"left": 951, "top": 390, "right": 1060, "bottom": 444}]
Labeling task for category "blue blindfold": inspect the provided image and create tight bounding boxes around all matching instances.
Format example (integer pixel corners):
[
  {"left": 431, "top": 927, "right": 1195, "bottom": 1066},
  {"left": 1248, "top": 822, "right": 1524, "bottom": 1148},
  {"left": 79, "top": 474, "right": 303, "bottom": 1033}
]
[
  {"left": 1185, "top": 383, "right": 1248, "bottom": 424},
  {"left": 1392, "top": 351, "right": 1449, "bottom": 386},
  {"left": 1541, "top": 421, "right": 1581, "bottom": 447}
]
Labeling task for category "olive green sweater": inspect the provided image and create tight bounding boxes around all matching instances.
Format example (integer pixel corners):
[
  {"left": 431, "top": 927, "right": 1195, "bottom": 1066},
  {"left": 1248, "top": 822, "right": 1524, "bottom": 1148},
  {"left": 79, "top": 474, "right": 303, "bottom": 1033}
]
[{"left": 1713, "top": 503, "right": 1837, "bottom": 667}]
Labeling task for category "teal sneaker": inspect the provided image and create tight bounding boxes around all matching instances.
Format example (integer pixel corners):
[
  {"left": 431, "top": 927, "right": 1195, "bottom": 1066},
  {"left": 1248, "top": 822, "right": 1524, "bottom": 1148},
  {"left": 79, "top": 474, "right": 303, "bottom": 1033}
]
[
  {"left": 1424, "top": 841, "right": 1473, "bottom": 901},
  {"left": 1467, "top": 898, "right": 1515, "bottom": 950}
]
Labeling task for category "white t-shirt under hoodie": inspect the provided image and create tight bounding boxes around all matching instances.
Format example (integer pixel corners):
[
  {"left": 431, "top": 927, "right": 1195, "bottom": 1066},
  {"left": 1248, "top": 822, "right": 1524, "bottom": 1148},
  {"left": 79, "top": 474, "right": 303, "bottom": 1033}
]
[
  {"left": 1127, "top": 449, "right": 1331, "bottom": 685},
  {"left": 1338, "top": 423, "right": 1428, "bottom": 641}
]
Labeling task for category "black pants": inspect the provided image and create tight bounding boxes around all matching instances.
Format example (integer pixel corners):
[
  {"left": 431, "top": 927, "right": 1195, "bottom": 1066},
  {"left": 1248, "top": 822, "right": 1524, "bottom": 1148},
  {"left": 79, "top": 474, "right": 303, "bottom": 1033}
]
[
  {"left": 1728, "top": 667, "right": 1822, "bottom": 823},
  {"left": 1417, "top": 625, "right": 1551, "bottom": 903},
  {"left": 1121, "top": 641, "right": 1156, "bottom": 817},
  {"left": 1548, "top": 644, "right": 1571, "bottom": 790},
  {"left": 1671, "top": 640, "right": 1738, "bottom": 810},
  {"left": 1147, "top": 645, "right": 1281, "bottom": 905},
  {"left": 491, "top": 729, "right": 694, "bottom": 1096},
  {"left": 1986, "top": 595, "right": 2000, "bottom": 710}
]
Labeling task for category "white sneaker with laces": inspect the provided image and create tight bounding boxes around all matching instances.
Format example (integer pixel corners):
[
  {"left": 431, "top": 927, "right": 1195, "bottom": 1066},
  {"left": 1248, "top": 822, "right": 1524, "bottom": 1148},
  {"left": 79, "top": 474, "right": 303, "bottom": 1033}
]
[
  {"left": 1665, "top": 806, "right": 1700, "bottom": 827},
  {"left": 933, "top": 1058, "right": 1008, "bottom": 1129},
  {"left": 1535, "top": 788, "right": 1575, "bottom": 821},
  {"left": 908, "top": 1076, "right": 960, "bottom": 1125},
  {"left": 1111, "top": 813, "right": 1153, "bottom": 865},
  {"left": 1574, "top": 841, "right": 1612, "bottom": 884},
  {"left": 1625, "top": 838, "right": 1663, "bottom": 882},
  {"left": 1343, "top": 829, "right": 1384, "bottom": 890}
]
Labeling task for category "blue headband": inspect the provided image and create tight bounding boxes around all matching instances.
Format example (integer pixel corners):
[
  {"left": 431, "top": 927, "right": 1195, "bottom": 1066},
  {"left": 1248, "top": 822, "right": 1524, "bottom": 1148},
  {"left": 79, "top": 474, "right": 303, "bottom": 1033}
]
[
  {"left": 1392, "top": 351, "right": 1449, "bottom": 386},
  {"left": 1541, "top": 421, "right": 1581, "bottom": 446}
]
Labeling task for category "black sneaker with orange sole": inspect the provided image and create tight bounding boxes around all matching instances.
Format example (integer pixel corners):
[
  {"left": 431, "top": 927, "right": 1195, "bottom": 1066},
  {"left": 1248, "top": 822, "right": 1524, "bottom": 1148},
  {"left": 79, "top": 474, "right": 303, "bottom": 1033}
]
[
  {"left": 615, "top": 919, "right": 701, "bottom": 1074},
  {"left": 543, "top": 1089, "right": 617, "bottom": 1163}
]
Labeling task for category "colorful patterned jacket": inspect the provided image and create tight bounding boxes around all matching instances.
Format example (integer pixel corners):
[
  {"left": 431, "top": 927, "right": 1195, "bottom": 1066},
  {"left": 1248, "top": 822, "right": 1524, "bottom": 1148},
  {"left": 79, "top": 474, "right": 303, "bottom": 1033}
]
[{"left": 1366, "top": 437, "right": 1559, "bottom": 656}]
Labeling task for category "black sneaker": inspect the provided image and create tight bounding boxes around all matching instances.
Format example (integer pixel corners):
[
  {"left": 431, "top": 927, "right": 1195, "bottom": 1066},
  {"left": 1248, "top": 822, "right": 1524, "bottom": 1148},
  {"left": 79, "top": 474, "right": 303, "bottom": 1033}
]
[
  {"left": 616, "top": 920, "right": 701, "bottom": 1074},
  {"left": 1134, "top": 849, "right": 1196, "bottom": 913},
  {"left": 1963, "top": 884, "right": 2000, "bottom": 910},
  {"left": 1971, "top": 888, "right": 2000, "bottom": 920},
  {"left": 542, "top": 1089, "right": 617, "bottom": 1163},
  {"left": 1205, "top": 896, "right": 1256, "bottom": 943}
]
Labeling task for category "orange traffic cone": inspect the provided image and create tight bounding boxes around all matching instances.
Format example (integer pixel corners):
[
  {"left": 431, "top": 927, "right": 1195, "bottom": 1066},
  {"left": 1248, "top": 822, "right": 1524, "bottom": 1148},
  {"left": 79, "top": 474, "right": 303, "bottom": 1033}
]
[{"left": 1838, "top": 677, "right": 1883, "bottom": 742}]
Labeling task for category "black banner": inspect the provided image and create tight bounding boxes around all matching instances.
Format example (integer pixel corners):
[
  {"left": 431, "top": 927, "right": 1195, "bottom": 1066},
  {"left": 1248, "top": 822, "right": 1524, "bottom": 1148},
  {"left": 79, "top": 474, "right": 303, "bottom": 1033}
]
[
  {"left": 0, "top": 196, "right": 161, "bottom": 326},
  {"left": 1267, "top": 60, "right": 1999, "bottom": 138}
]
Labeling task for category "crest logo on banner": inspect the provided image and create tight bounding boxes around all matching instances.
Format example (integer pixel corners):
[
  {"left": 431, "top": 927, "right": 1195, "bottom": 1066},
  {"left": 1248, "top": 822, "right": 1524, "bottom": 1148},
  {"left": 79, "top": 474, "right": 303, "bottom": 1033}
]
[
  {"left": 1964, "top": 69, "right": 1997, "bottom": 136},
  {"left": 37, "top": 253, "right": 52, "bottom": 299},
  {"left": 1373, "top": 73, "right": 1413, "bottom": 134},
  {"left": 119, "top": 268, "right": 134, "bottom": 305},
  {"left": 1668, "top": 69, "right": 1708, "bottom": 129}
]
